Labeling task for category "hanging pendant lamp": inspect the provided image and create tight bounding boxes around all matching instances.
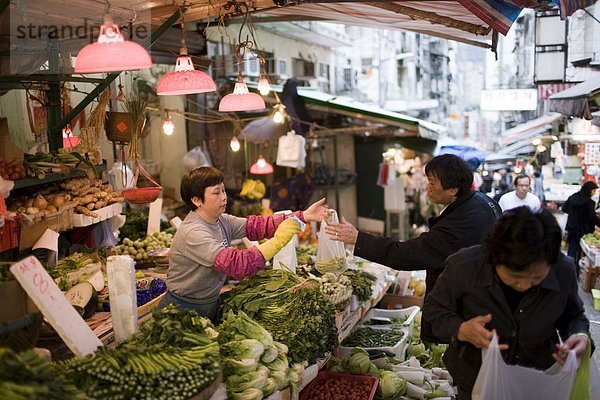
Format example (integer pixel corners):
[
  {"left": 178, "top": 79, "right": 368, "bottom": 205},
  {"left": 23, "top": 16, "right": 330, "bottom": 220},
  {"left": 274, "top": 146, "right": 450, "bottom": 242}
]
[
  {"left": 250, "top": 155, "right": 274, "bottom": 175},
  {"left": 74, "top": 14, "right": 151, "bottom": 73},
  {"left": 219, "top": 76, "right": 266, "bottom": 112},
  {"left": 257, "top": 75, "right": 271, "bottom": 96},
  {"left": 157, "top": 9, "right": 216, "bottom": 95}
]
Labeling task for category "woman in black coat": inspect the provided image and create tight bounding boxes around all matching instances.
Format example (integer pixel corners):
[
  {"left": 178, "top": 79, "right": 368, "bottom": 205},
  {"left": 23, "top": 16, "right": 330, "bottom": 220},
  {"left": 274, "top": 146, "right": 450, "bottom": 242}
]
[{"left": 562, "top": 181, "right": 600, "bottom": 267}]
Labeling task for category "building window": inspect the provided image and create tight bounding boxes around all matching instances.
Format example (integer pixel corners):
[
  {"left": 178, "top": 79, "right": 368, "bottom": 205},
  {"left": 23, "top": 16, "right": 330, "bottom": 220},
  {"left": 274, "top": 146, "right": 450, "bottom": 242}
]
[
  {"left": 343, "top": 67, "right": 353, "bottom": 90},
  {"left": 318, "top": 62, "right": 330, "bottom": 79},
  {"left": 292, "top": 58, "right": 316, "bottom": 77}
]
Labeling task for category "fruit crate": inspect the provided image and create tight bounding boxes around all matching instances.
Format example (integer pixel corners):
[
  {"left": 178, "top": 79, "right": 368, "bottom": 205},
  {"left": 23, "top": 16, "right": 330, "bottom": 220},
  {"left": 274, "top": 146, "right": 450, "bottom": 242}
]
[{"left": 300, "top": 371, "right": 378, "bottom": 400}]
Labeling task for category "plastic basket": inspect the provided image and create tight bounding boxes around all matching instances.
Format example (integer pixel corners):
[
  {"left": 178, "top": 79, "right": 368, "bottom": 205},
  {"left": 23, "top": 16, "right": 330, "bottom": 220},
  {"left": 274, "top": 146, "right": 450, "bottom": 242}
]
[
  {"left": 122, "top": 187, "right": 161, "bottom": 204},
  {"left": 339, "top": 328, "right": 410, "bottom": 361},
  {"left": 359, "top": 306, "right": 420, "bottom": 337},
  {"left": 300, "top": 371, "right": 378, "bottom": 400},
  {"left": 0, "top": 312, "right": 42, "bottom": 351},
  {"left": 122, "top": 160, "right": 161, "bottom": 204}
]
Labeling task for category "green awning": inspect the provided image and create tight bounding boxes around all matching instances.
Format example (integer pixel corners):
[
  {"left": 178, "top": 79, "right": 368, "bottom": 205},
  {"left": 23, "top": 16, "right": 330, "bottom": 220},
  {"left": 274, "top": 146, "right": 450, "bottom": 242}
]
[{"left": 295, "top": 87, "right": 446, "bottom": 141}]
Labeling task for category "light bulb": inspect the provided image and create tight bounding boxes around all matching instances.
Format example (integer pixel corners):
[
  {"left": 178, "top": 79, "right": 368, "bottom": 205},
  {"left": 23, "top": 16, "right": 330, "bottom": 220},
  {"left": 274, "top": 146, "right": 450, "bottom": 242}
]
[
  {"left": 163, "top": 117, "right": 175, "bottom": 136},
  {"left": 258, "top": 76, "right": 271, "bottom": 96},
  {"left": 273, "top": 110, "right": 284, "bottom": 124},
  {"left": 257, "top": 157, "right": 267, "bottom": 168},
  {"left": 537, "top": 144, "right": 547, "bottom": 153},
  {"left": 230, "top": 137, "right": 240, "bottom": 152},
  {"left": 532, "top": 138, "right": 541, "bottom": 146}
]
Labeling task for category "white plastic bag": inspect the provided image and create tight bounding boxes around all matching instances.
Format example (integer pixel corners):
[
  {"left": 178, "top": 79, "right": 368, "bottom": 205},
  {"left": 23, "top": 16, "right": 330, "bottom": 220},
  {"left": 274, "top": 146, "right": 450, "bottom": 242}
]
[
  {"left": 316, "top": 210, "right": 347, "bottom": 274},
  {"left": 272, "top": 211, "right": 298, "bottom": 273},
  {"left": 276, "top": 130, "right": 306, "bottom": 168},
  {"left": 472, "top": 334, "right": 578, "bottom": 400}
]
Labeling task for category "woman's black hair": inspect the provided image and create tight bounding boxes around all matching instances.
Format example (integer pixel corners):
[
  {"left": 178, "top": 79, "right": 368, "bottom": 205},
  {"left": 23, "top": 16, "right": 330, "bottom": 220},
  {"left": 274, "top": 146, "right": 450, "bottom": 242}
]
[
  {"left": 581, "top": 181, "right": 599, "bottom": 198},
  {"left": 424, "top": 154, "right": 473, "bottom": 197},
  {"left": 180, "top": 166, "right": 224, "bottom": 210},
  {"left": 485, "top": 206, "right": 561, "bottom": 271}
]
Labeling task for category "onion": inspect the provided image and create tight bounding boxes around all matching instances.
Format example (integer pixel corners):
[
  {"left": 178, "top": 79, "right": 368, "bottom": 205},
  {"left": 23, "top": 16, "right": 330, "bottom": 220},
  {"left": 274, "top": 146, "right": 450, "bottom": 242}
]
[
  {"left": 46, "top": 204, "right": 58, "bottom": 213},
  {"left": 50, "top": 194, "right": 66, "bottom": 208},
  {"left": 33, "top": 195, "right": 48, "bottom": 210}
]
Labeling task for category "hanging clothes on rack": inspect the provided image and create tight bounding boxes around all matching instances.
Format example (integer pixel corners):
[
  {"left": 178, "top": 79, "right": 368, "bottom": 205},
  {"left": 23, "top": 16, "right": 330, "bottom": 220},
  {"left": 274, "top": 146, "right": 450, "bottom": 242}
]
[{"left": 276, "top": 130, "right": 306, "bottom": 169}]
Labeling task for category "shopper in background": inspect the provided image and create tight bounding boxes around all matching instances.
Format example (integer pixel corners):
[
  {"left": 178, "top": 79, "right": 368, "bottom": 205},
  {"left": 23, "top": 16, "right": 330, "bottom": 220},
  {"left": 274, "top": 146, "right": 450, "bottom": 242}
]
[
  {"left": 498, "top": 175, "right": 541, "bottom": 212},
  {"left": 325, "top": 154, "right": 501, "bottom": 342},
  {"left": 159, "top": 166, "right": 330, "bottom": 323},
  {"left": 562, "top": 181, "right": 600, "bottom": 269},
  {"left": 423, "top": 206, "right": 591, "bottom": 400}
]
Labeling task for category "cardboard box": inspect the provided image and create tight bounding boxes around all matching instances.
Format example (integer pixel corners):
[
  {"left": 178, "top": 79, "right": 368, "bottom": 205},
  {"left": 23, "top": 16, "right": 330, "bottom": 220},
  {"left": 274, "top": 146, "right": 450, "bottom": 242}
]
[
  {"left": 0, "top": 118, "right": 24, "bottom": 163},
  {"left": 377, "top": 293, "right": 423, "bottom": 310},
  {"left": 0, "top": 280, "right": 39, "bottom": 323}
]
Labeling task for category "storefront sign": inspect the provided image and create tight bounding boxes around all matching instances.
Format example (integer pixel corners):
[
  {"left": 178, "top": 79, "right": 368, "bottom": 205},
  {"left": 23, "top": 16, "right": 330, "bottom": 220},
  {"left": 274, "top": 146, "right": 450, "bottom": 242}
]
[
  {"left": 481, "top": 89, "right": 538, "bottom": 111},
  {"left": 538, "top": 83, "right": 576, "bottom": 100}
]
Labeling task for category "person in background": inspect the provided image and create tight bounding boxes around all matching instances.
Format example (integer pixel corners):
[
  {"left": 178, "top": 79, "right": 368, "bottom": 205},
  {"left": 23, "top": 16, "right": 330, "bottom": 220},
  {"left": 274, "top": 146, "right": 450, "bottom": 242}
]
[
  {"left": 324, "top": 154, "right": 501, "bottom": 342},
  {"left": 562, "top": 181, "right": 600, "bottom": 269},
  {"left": 423, "top": 207, "right": 591, "bottom": 400},
  {"left": 159, "top": 166, "right": 330, "bottom": 323},
  {"left": 533, "top": 169, "right": 545, "bottom": 203},
  {"left": 498, "top": 175, "right": 541, "bottom": 212}
]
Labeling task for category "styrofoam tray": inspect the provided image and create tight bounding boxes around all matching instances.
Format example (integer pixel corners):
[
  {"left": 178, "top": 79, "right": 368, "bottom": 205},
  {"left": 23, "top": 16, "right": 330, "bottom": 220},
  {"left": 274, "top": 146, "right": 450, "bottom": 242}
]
[
  {"left": 72, "top": 203, "right": 123, "bottom": 227},
  {"left": 358, "top": 306, "right": 420, "bottom": 337},
  {"left": 338, "top": 329, "right": 410, "bottom": 361}
]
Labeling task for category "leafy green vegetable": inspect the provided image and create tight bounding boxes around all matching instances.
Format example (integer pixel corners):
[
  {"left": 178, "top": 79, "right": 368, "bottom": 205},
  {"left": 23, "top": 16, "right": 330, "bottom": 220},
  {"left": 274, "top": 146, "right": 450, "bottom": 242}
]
[
  {"left": 221, "top": 339, "right": 265, "bottom": 362},
  {"left": 229, "top": 387, "right": 264, "bottom": 400},
  {"left": 225, "top": 369, "right": 268, "bottom": 392},
  {"left": 377, "top": 370, "right": 407, "bottom": 400}
]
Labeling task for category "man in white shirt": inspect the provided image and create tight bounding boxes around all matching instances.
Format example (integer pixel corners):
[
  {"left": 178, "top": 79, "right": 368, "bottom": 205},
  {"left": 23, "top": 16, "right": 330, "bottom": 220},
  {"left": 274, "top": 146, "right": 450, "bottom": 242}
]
[{"left": 498, "top": 175, "right": 542, "bottom": 212}]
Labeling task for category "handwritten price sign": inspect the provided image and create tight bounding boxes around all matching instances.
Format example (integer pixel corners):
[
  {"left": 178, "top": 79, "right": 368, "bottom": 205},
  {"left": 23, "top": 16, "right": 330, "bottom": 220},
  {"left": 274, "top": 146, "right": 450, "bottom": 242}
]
[{"left": 10, "top": 256, "right": 102, "bottom": 356}]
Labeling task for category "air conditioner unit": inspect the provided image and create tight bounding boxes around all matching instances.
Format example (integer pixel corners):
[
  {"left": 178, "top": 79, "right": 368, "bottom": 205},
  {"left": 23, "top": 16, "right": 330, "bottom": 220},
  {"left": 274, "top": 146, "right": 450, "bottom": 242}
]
[
  {"left": 274, "top": 58, "right": 288, "bottom": 78},
  {"left": 231, "top": 53, "right": 260, "bottom": 77}
]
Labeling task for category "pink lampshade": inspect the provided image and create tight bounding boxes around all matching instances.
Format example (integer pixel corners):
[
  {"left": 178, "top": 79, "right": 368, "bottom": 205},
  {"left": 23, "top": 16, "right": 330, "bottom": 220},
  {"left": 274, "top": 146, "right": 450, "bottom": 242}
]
[
  {"left": 157, "top": 55, "right": 216, "bottom": 95},
  {"left": 250, "top": 155, "right": 274, "bottom": 175},
  {"left": 219, "top": 80, "right": 266, "bottom": 112},
  {"left": 74, "top": 17, "right": 151, "bottom": 73}
]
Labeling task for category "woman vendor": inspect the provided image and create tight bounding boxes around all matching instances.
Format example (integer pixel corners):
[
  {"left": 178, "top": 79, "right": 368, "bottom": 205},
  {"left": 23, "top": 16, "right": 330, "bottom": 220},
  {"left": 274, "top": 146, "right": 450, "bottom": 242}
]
[{"left": 159, "top": 166, "right": 330, "bottom": 323}]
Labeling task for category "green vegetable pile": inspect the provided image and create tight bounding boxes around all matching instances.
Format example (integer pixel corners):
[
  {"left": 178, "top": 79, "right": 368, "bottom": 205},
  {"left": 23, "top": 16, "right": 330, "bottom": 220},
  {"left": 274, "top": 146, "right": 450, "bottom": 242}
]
[
  {"left": 218, "top": 311, "right": 306, "bottom": 399},
  {"left": 0, "top": 348, "right": 88, "bottom": 400},
  {"left": 296, "top": 243, "right": 317, "bottom": 266},
  {"left": 364, "top": 316, "right": 409, "bottom": 328},
  {"left": 119, "top": 212, "right": 173, "bottom": 242},
  {"left": 316, "top": 256, "right": 347, "bottom": 274},
  {"left": 342, "top": 327, "right": 404, "bottom": 348},
  {"left": 341, "top": 270, "right": 377, "bottom": 302},
  {"left": 222, "top": 270, "right": 338, "bottom": 364},
  {"left": 406, "top": 339, "right": 447, "bottom": 370},
  {"left": 58, "top": 305, "right": 221, "bottom": 400}
]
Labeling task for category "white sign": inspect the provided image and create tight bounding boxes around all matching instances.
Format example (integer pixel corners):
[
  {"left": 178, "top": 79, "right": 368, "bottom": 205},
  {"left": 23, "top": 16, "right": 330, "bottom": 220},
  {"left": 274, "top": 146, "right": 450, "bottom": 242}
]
[
  {"left": 480, "top": 89, "right": 538, "bottom": 111},
  {"left": 10, "top": 256, "right": 102, "bottom": 356}
]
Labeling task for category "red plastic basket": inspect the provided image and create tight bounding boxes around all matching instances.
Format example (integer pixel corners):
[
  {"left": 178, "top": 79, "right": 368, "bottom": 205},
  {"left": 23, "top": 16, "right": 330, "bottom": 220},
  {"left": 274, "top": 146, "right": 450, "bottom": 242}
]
[
  {"left": 122, "top": 187, "right": 161, "bottom": 204},
  {"left": 122, "top": 160, "right": 161, "bottom": 204},
  {"left": 300, "top": 371, "right": 379, "bottom": 400}
]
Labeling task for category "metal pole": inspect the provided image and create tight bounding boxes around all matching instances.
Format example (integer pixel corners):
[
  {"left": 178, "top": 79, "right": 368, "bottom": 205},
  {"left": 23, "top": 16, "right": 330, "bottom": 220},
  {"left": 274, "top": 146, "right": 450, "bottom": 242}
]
[{"left": 333, "top": 135, "right": 340, "bottom": 213}]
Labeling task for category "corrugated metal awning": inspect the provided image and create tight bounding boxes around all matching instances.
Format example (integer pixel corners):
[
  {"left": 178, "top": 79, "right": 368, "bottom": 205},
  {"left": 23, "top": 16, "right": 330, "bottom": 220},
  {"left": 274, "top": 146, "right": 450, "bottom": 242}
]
[
  {"left": 548, "top": 76, "right": 600, "bottom": 119},
  {"left": 500, "top": 113, "right": 563, "bottom": 145}
]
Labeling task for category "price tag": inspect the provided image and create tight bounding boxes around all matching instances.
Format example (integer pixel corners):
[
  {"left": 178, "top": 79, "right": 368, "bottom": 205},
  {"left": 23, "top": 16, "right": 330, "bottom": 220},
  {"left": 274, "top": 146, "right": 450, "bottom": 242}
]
[
  {"left": 10, "top": 256, "right": 102, "bottom": 356},
  {"left": 147, "top": 197, "right": 163, "bottom": 236}
]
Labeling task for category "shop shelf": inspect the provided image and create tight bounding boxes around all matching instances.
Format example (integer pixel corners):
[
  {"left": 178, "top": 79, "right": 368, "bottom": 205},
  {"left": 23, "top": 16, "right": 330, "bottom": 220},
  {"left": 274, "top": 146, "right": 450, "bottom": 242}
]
[{"left": 13, "top": 161, "right": 107, "bottom": 191}]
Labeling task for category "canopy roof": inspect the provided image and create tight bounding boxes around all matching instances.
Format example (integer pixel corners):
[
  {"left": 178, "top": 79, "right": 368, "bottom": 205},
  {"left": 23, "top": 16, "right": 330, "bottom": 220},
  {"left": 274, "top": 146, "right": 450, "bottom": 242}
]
[
  {"left": 500, "top": 113, "right": 563, "bottom": 145},
  {"left": 548, "top": 76, "right": 600, "bottom": 119},
  {"left": 6, "top": 0, "right": 597, "bottom": 56}
]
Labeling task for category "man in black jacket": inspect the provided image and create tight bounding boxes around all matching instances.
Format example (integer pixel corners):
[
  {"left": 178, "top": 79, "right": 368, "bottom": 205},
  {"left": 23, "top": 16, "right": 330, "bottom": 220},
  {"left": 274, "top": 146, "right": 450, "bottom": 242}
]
[
  {"left": 325, "top": 154, "right": 501, "bottom": 341},
  {"left": 422, "top": 207, "right": 591, "bottom": 399},
  {"left": 562, "top": 181, "right": 600, "bottom": 267}
]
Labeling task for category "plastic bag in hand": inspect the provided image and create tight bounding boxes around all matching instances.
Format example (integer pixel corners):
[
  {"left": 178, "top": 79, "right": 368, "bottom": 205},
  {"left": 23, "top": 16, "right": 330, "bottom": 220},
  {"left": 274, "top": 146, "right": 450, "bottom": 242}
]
[
  {"left": 472, "top": 333, "right": 578, "bottom": 400},
  {"left": 315, "top": 210, "right": 347, "bottom": 274}
]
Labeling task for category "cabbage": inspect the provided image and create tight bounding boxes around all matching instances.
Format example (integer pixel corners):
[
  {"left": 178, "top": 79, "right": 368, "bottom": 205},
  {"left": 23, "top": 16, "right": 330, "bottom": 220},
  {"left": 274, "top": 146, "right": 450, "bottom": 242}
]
[
  {"left": 266, "top": 353, "right": 289, "bottom": 373},
  {"left": 269, "top": 370, "right": 288, "bottom": 390},
  {"left": 273, "top": 341, "right": 288, "bottom": 354},
  {"left": 219, "top": 311, "right": 273, "bottom": 348},
  {"left": 221, "top": 339, "right": 265, "bottom": 361},
  {"left": 377, "top": 370, "right": 407, "bottom": 400},
  {"left": 262, "top": 378, "right": 277, "bottom": 396},
  {"left": 286, "top": 369, "right": 299, "bottom": 386},
  {"left": 225, "top": 369, "right": 268, "bottom": 392},
  {"left": 223, "top": 358, "right": 258, "bottom": 376},
  {"left": 229, "top": 388, "right": 264, "bottom": 400},
  {"left": 345, "top": 348, "right": 372, "bottom": 375},
  {"left": 407, "top": 341, "right": 427, "bottom": 358},
  {"left": 261, "top": 345, "right": 278, "bottom": 363},
  {"left": 291, "top": 362, "right": 305, "bottom": 375}
]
